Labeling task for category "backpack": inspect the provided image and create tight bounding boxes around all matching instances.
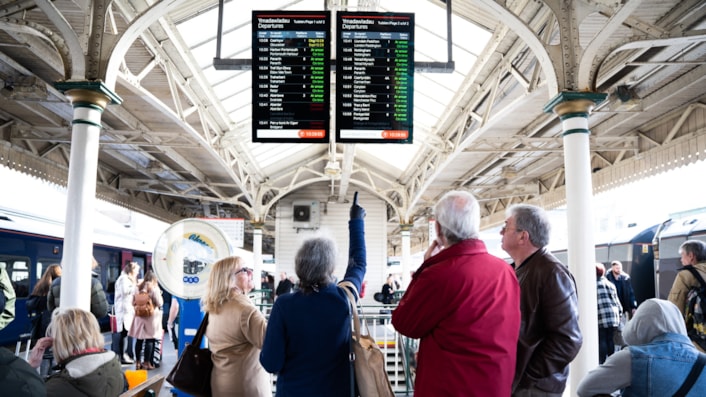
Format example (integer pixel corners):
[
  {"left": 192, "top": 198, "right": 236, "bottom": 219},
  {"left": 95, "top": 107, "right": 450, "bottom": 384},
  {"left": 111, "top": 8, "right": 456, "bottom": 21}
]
[
  {"left": 134, "top": 291, "right": 154, "bottom": 317},
  {"left": 682, "top": 266, "right": 706, "bottom": 350}
]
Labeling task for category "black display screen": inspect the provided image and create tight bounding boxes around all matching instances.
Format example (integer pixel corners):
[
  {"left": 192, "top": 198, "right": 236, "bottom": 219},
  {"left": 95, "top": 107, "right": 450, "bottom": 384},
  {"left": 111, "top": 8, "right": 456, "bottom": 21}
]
[
  {"left": 252, "top": 11, "right": 331, "bottom": 143},
  {"left": 335, "top": 12, "right": 414, "bottom": 144}
]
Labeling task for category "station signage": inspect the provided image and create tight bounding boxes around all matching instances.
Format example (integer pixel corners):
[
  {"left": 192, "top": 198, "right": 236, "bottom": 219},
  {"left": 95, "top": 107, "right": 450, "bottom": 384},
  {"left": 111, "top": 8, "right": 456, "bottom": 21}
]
[
  {"left": 153, "top": 219, "right": 233, "bottom": 299},
  {"left": 335, "top": 12, "right": 414, "bottom": 144},
  {"left": 252, "top": 11, "right": 331, "bottom": 143}
]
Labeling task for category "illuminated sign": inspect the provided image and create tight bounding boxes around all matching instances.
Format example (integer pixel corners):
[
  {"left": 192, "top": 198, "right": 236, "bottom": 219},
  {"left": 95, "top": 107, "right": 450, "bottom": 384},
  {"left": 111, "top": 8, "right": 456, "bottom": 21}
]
[
  {"left": 252, "top": 11, "right": 331, "bottom": 143},
  {"left": 336, "top": 12, "right": 414, "bottom": 144}
]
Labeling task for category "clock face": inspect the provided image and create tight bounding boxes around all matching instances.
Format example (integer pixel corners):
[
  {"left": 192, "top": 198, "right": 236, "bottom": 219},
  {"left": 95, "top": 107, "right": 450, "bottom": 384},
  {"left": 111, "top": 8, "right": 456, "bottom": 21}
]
[{"left": 153, "top": 219, "right": 232, "bottom": 299}]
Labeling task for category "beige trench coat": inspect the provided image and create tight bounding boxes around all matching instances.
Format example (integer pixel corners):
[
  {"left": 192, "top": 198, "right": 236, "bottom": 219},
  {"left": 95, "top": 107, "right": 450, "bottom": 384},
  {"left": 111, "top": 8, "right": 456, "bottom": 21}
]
[{"left": 206, "top": 294, "right": 270, "bottom": 396}]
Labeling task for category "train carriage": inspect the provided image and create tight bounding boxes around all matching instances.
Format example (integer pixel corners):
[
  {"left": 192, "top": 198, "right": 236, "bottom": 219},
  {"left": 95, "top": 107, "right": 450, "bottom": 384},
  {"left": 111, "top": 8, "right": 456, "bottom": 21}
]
[
  {"left": 653, "top": 214, "right": 706, "bottom": 300},
  {"left": 0, "top": 207, "right": 152, "bottom": 346},
  {"left": 552, "top": 222, "right": 658, "bottom": 306}
]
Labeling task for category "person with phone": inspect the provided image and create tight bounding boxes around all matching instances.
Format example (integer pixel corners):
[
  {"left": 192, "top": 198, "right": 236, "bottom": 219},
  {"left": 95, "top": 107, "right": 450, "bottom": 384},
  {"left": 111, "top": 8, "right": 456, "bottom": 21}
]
[{"left": 392, "top": 190, "right": 521, "bottom": 397}]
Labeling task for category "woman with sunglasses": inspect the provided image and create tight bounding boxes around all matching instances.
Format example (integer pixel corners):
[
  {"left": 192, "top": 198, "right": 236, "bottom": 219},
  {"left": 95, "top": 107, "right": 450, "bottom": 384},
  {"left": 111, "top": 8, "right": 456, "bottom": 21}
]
[{"left": 201, "top": 256, "right": 271, "bottom": 396}]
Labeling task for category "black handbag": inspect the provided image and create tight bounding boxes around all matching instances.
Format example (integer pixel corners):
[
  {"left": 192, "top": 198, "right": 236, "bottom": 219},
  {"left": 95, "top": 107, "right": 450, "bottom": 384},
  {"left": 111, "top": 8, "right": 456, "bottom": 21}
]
[{"left": 166, "top": 313, "right": 213, "bottom": 397}]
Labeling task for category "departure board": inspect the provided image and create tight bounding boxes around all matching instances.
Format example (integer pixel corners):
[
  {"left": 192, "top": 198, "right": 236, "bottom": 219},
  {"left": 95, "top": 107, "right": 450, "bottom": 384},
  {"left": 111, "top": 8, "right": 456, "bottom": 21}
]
[
  {"left": 252, "top": 11, "right": 331, "bottom": 143},
  {"left": 336, "top": 12, "right": 414, "bottom": 144}
]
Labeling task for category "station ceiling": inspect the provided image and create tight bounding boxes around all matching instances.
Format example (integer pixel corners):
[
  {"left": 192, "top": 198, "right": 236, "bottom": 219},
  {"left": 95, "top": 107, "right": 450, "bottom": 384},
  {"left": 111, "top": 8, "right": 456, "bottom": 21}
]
[{"left": 0, "top": 0, "right": 705, "bottom": 254}]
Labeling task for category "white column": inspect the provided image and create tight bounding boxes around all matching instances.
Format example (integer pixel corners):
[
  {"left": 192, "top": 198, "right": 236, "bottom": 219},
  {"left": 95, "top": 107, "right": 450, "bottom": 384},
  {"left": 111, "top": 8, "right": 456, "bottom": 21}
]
[
  {"left": 401, "top": 228, "right": 411, "bottom": 287},
  {"left": 60, "top": 104, "right": 104, "bottom": 311},
  {"left": 545, "top": 92, "right": 606, "bottom": 396},
  {"left": 253, "top": 226, "right": 263, "bottom": 290},
  {"left": 54, "top": 83, "right": 121, "bottom": 313},
  {"left": 562, "top": 115, "right": 599, "bottom": 394}
]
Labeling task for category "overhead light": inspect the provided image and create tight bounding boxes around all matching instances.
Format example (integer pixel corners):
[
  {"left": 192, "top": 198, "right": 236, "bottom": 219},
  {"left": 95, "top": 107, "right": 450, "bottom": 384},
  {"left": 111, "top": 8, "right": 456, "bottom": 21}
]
[
  {"left": 146, "top": 160, "right": 164, "bottom": 173},
  {"left": 501, "top": 166, "right": 518, "bottom": 179},
  {"left": 607, "top": 85, "right": 642, "bottom": 112},
  {"left": 324, "top": 160, "right": 341, "bottom": 177},
  {"left": 0, "top": 76, "right": 47, "bottom": 101}
]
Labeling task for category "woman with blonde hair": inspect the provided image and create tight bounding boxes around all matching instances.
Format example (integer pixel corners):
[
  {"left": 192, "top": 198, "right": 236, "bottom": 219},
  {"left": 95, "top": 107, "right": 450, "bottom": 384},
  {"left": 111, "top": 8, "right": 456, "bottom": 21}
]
[
  {"left": 202, "top": 256, "right": 270, "bottom": 396},
  {"left": 29, "top": 308, "right": 126, "bottom": 396}
]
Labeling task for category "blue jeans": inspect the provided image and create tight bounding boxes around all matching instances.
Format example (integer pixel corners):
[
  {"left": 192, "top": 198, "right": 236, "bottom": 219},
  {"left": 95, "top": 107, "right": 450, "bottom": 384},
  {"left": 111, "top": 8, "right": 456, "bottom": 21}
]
[{"left": 599, "top": 326, "right": 617, "bottom": 364}]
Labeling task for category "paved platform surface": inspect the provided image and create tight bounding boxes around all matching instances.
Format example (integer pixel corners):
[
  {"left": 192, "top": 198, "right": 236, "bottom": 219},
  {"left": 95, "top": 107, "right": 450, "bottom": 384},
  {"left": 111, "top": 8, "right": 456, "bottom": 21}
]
[{"left": 110, "top": 331, "right": 178, "bottom": 397}]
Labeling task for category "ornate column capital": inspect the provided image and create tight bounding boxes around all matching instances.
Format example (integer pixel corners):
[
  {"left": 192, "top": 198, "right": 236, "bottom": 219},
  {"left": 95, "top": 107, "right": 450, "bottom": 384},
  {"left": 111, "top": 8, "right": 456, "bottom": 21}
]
[
  {"left": 399, "top": 223, "right": 414, "bottom": 232},
  {"left": 543, "top": 91, "right": 607, "bottom": 118},
  {"left": 250, "top": 220, "right": 265, "bottom": 229},
  {"left": 55, "top": 81, "right": 123, "bottom": 109}
]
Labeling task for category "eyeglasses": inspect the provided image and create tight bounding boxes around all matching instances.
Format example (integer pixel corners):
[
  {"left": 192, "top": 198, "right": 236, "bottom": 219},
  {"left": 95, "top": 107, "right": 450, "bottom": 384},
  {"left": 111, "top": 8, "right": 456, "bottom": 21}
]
[
  {"left": 501, "top": 225, "right": 523, "bottom": 234},
  {"left": 234, "top": 267, "right": 253, "bottom": 276}
]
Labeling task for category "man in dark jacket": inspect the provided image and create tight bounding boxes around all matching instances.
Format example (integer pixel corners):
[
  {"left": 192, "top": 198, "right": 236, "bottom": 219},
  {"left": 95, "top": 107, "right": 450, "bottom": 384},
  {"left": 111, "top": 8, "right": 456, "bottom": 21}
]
[
  {"left": 274, "top": 272, "right": 293, "bottom": 299},
  {"left": 47, "top": 257, "right": 108, "bottom": 319},
  {"left": 501, "top": 204, "right": 582, "bottom": 396},
  {"left": 606, "top": 260, "right": 637, "bottom": 318}
]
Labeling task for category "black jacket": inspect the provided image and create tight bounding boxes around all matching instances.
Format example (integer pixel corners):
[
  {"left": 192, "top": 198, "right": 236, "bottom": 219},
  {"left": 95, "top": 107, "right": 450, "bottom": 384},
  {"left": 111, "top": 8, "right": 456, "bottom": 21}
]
[
  {"left": 606, "top": 271, "right": 637, "bottom": 313},
  {"left": 47, "top": 273, "right": 108, "bottom": 319}
]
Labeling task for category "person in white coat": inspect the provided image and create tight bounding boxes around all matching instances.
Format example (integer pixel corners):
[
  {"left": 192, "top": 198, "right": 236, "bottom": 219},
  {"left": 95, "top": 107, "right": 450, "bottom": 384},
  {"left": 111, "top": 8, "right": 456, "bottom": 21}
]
[{"left": 114, "top": 262, "right": 140, "bottom": 364}]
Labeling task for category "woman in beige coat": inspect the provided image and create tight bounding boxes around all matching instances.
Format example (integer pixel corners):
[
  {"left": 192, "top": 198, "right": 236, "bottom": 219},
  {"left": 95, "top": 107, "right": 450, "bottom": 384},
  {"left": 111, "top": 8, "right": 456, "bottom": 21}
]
[
  {"left": 202, "top": 256, "right": 270, "bottom": 396},
  {"left": 128, "top": 270, "right": 163, "bottom": 370}
]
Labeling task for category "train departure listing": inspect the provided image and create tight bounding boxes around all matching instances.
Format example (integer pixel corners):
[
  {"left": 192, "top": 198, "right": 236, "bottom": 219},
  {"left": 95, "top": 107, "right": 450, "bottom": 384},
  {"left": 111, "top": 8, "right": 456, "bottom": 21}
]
[
  {"left": 252, "top": 11, "right": 331, "bottom": 143},
  {"left": 336, "top": 12, "right": 414, "bottom": 144}
]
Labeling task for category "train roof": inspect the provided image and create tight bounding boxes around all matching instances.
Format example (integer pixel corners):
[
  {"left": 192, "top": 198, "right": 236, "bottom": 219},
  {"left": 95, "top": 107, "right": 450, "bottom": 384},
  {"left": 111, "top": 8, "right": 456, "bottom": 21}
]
[
  {"left": 657, "top": 214, "right": 706, "bottom": 240},
  {"left": 0, "top": 206, "right": 151, "bottom": 253},
  {"left": 595, "top": 223, "right": 659, "bottom": 246}
]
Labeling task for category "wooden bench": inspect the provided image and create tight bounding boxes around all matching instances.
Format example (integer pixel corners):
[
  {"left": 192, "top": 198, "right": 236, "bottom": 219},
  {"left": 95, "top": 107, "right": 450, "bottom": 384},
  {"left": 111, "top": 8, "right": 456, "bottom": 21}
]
[{"left": 119, "top": 374, "right": 165, "bottom": 397}]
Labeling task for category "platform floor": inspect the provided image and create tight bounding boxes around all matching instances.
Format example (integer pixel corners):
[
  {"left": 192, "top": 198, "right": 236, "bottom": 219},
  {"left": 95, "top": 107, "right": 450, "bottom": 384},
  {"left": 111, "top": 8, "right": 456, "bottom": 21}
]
[{"left": 109, "top": 332, "right": 178, "bottom": 397}]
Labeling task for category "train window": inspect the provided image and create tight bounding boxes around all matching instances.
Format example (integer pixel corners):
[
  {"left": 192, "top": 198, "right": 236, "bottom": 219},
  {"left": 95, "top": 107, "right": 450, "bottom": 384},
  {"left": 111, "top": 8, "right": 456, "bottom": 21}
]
[
  {"left": 0, "top": 256, "right": 30, "bottom": 298},
  {"left": 36, "top": 260, "right": 61, "bottom": 284}
]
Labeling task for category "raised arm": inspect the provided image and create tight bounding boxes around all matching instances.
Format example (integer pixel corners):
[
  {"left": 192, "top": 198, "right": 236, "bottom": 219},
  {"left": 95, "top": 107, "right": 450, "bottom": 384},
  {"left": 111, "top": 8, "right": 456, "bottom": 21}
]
[{"left": 342, "top": 191, "right": 366, "bottom": 294}]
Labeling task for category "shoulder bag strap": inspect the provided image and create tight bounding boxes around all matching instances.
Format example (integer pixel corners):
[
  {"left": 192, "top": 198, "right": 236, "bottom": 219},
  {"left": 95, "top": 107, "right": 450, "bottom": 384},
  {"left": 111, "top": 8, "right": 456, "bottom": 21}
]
[
  {"left": 338, "top": 281, "right": 362, "bottom": 338},
  {"left": 337, "top": 281, "right": 357, "bottom": 397},
  {"left": 192, "top": 312, "right": 209, "bottom": 347},
  {"left": 683, "top": 266, "right": 706, "bottom": 289},
  {"left": 673, "top": 353, "right": 706, "bottom": 397}
]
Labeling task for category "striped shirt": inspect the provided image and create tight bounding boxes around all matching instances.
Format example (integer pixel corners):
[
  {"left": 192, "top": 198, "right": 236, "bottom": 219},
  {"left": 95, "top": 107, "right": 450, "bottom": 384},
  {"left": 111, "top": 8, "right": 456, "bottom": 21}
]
[{"left": 597, "top": 277, "right": 622, "bottom": 328}]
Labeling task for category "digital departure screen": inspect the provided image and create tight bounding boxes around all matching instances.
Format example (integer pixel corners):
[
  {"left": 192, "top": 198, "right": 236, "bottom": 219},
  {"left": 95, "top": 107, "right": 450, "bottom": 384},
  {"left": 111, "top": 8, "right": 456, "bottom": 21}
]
[
  {"left": 336, "top": 12, "right": 414, "bottom": 144},
  {"left": 252, "top": 11, "right": 331, "bottom": 143}
]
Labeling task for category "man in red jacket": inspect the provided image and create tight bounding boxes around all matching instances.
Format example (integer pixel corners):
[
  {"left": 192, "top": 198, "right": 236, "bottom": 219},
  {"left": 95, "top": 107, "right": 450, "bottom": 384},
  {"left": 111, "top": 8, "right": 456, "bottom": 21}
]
[{"left": 392, "top": 190, "right": 521, "bottom": 397}]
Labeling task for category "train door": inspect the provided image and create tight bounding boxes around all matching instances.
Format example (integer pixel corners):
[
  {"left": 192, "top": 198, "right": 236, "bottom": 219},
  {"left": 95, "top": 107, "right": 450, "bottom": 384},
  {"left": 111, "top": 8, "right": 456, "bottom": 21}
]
[
  {"left": 653, "top": 217, "right": 703, "bottom": 300},
  {"left": 606, "top": 224, "right": 657, "bottom": 305}
]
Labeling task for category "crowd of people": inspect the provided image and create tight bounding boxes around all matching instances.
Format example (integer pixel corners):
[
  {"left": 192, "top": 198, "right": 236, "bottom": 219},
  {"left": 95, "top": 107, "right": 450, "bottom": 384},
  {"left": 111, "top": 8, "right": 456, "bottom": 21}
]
[
  {"left": 0, "top": 252, "right": 171, "bottom": 396},
  {"left": 3, "top": 190, "right": 706, "bottom": 397}
]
